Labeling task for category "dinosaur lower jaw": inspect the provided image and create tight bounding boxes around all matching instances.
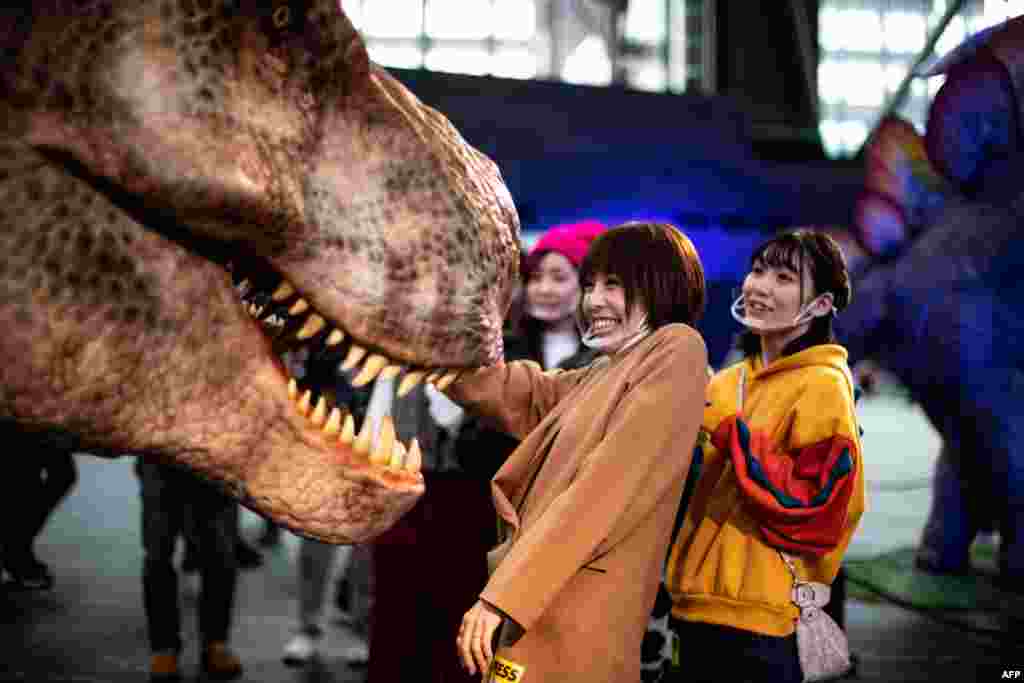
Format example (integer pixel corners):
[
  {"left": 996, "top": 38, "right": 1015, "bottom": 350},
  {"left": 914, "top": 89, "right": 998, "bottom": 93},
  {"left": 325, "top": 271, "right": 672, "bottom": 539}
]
[
  {"left": 226, "top": 258, "right": 460, "bottom": 471},
  {"left": 285, "top": 375, "right": 422, "bottom": 472}
]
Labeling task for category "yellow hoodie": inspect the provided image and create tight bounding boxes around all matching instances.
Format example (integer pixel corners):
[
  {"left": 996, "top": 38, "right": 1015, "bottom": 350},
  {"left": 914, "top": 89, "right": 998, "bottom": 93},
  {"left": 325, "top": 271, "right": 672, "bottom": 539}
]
[{"left": 665, "top": 343, "right": 866, "bottom": 637}]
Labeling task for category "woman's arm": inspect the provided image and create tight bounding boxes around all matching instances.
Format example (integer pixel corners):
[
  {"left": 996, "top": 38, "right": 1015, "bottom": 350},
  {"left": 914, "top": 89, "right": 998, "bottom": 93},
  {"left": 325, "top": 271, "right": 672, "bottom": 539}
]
[
  {"left": 712, "top": 372, "right": 861, "bottom": 556},
  {"left": 444, "top": 360, "right": 590, "bottom": 440},
  {"left": 481, "top": 328, "right": 708, "bottom": 631}
]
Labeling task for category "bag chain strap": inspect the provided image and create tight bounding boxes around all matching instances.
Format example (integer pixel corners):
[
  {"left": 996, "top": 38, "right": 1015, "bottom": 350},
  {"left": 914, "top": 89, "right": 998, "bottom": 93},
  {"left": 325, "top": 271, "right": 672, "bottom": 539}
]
[{"left": 781, "top": 550, "right": 832, "bottom": 611}]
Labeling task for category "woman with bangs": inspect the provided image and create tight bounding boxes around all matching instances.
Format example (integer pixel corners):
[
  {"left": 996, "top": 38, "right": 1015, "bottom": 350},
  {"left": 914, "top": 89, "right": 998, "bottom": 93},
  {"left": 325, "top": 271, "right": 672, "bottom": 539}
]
[
  {"left": 444, "top": 221, "right": 709, "bottom": 681},
  {"left": 664, "top": 229, "right": 866, "bottom": 683}
]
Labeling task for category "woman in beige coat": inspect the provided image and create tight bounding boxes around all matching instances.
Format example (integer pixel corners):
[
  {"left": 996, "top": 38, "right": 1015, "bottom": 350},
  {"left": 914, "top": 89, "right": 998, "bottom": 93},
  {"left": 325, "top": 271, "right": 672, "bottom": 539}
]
[{"left": 449, "top": 221, "right": 709, "bottom": 681}]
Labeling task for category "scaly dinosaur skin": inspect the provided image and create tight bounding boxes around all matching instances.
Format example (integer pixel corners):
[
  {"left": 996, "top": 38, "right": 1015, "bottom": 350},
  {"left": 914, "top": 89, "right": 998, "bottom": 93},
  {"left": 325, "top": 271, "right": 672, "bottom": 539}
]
[{"left": 0, "top": 1, "right": 520, "bottom": 543}]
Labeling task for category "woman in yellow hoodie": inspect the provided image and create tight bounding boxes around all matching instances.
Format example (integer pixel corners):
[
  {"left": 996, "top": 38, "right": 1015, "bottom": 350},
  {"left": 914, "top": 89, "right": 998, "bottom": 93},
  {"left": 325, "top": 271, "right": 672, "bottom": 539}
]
[{"left": 665, "top": 229, "right": 866, "bottom": 683}]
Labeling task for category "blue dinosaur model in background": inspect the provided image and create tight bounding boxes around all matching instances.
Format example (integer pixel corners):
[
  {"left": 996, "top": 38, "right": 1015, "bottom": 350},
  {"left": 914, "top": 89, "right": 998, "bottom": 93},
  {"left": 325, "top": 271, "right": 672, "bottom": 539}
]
[{"left": 835, "top": 14, "right": 1024, "bottom": 589}]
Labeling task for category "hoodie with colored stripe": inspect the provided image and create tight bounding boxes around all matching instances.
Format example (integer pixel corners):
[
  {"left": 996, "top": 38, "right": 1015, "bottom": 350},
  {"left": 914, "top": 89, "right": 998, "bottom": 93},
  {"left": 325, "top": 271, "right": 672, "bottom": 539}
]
[{"left": 665, "top": 343, "right": 866, "bottom": 637}]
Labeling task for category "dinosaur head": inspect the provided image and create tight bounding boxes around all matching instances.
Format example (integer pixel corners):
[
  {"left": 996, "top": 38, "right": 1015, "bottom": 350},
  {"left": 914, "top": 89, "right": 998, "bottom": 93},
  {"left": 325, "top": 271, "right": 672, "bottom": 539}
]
[
  {"left": 922, "top": 13, "right": 1024, "bottom": 202},
  {"left": 0, "top": 1, "right": 520, "bottom": 543},
  {"left": 838, "top": 17, "right": 1024, "bottom": 368}
]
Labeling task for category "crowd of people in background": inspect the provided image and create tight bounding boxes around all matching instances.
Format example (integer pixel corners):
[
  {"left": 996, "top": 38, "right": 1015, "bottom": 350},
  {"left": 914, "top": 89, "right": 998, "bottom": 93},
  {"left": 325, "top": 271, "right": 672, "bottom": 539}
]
[{"left": 1, "top": 220, "right": 866, "bottom": 683}]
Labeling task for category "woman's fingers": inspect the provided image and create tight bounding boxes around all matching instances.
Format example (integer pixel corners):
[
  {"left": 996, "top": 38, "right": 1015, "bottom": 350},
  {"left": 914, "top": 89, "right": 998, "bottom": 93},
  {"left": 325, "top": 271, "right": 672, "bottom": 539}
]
[
  {"left": 470, "top": 603, "right": 489, "bottom": 674},
  {"left": 457, "top": 601, "right": 503, "bottom": 677},
  {"left": 484, "top": 605, "right": 500, "bottom": 664},
  {"left": 457, "top": 609, "right": 476, "bottom": 674}
]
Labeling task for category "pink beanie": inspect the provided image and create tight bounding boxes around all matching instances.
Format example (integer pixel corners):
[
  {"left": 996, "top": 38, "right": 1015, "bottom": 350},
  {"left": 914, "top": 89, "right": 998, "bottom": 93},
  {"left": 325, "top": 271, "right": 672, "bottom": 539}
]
[{"left": 527, "top": 220, "right": 608, "bottom": 272}]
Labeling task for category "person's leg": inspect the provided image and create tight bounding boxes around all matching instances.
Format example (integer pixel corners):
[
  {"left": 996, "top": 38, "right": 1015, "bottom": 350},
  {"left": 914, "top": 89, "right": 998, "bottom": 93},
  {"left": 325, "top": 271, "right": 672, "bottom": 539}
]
[
  {"left": 138, "top": 460, "right": 186, "bottom": 678},
  {"left": 233, "top": 504, "right": 264, "bottom": 569},
  {"left": 3, "top": 458, "right": 54, "bottom": 589},
  {"left": 284, "top": 539, "right": 347, "bottom": 665},
  {"left": 190, "top": 478, "right": 242, "bottom": 680},
  {"left": 258, "top": 519, "right": 281, "bottom": 547},
  {"left": 179, "top": 502, "right": 200, "bottom": 574},
  {"left": 192, "top": 482, "right": 238, "bottom": 644},
  {"left": 22, "top": 452, "right": 77, "bottom": 549},
  {"left": 670, "top": 618, "right": 802, "bottom": 683},
  {"left": 342, "top": 541, "right": 375, "bottom": 639},
  {"left": 6, "top": 452, "right": 77, "bottom": 589},
  {"left": 299, "top": 539, "right": 346, "bottom": 631}
]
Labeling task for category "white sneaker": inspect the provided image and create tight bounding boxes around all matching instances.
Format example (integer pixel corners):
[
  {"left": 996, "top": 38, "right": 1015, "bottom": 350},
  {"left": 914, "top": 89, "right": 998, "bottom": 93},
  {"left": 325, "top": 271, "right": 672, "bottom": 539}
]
[{"left": 282, "top": 632, "right": 320, "bottom": 667}]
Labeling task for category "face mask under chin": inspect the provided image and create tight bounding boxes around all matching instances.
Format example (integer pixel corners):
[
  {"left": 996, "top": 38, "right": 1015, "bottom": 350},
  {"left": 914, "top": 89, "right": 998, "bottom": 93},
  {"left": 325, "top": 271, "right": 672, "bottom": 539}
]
[
  {"left": 579, "top": 312, "right": 650, "bottom": 353},
  {"left": 730, "top": 293, "right": 833, "bottom": 333}
]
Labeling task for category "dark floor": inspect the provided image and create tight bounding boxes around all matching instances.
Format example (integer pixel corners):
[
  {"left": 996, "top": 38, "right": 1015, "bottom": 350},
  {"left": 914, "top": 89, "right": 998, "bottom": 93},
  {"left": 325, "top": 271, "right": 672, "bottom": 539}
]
[
  {"left": 2, "top": 420, "right": 1024, "bottom": 681},
  {"left": 0, "top": 454, "right": 369, "bottom": 683}
]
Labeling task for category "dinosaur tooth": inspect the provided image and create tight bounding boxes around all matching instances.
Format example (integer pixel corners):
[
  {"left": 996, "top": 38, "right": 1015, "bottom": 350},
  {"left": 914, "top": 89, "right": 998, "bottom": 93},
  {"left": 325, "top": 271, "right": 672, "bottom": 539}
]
[
  {"left": 353, "top": 415, "right": 373, "bottom": 455},
  {"left": 261, "top": 313, "right": 287, "bottom": 332},
  {"left": 397, "top": 370, "right": 426, "bottom": 397},
  {"left": 389, "top": 440, "right": 407, "bottom": 469},
  {"left": 296, "top": 314, "right": 325, "bottom": 340},
  {"left": 352, "top": 354, "right": 387, "bottom": 387},
  {"left": 405, "top": 438, "right": 422, "bottom": 473},
  {"left": 288, "top": 378, "right": 298, "bottom": 401},
  {"left": 371, "top": 415, "right": 396, "bottom": 466},
  {"left": 340, "top": 413, "right": 356, "bottom": 444},
  {"left": 325, "top": 329, "right": 345, "bottom": 346},
  {"left": 298, "top": 389, "right": 313, "bottom": 417},
  {"left": 310, "top": 395, "right": 327, "bottom": 427},
  {"left": 379, "top": 364, "right": 402, "bottom": 381},
  {"left": 271, "top": 281, "right": 295, "bottom": 301},
  {"left": 289, "top": 298, "right": 309, "bottom": 316},
  {"left": 340, "top": 344, "right": 367, "bottom": 372},
  {"left": 435, "top": 370, "right": 460, "bottom": 391},
  {"left": 323, "top": 407, "right": 342, "bottom": 438}
]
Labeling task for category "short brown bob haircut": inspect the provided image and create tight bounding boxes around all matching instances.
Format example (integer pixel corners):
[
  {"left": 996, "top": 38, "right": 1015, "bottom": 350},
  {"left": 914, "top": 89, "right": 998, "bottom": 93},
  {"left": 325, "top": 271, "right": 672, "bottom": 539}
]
[{"left": 577, "top": 221, "right": 705, "bottom": 329}]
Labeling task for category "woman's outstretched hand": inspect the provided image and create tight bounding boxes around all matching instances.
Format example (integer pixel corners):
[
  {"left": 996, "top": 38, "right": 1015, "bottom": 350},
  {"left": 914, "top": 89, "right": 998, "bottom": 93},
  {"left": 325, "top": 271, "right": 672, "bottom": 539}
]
[{"left": 457, "top": 599, "right": 503, "bottom": 676}]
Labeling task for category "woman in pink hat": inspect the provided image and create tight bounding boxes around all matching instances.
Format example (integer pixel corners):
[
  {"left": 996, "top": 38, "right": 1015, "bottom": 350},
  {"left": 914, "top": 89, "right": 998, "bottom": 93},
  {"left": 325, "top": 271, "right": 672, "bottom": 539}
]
[
  {"left": 446, "top": 221, "right": 609, "bottom": 483},
  {"left": 516, "top": 220, "right": 609, "bottom": 370}
]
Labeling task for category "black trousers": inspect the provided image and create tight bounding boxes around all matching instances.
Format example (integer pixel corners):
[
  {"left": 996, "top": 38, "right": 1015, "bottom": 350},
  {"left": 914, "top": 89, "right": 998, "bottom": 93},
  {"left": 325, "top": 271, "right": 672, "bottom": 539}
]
[
  {"left": 137, "top": 461, "right": 238, "bottom": 653},
  {"left": 368, "top": 472, "right": 496, "bottom": 683},
  {"left": 4, "top": 451, "right": 77, "bottom": 562},
  {"left": 669, "top": 617, "right": 803, "bottom": 683}
]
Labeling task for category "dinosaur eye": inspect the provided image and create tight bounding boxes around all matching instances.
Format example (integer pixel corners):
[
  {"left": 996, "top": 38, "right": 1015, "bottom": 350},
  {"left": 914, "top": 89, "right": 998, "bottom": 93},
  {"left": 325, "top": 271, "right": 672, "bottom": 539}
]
[{"left": 273, "top": 5, "right": 291, "bottom": 29}]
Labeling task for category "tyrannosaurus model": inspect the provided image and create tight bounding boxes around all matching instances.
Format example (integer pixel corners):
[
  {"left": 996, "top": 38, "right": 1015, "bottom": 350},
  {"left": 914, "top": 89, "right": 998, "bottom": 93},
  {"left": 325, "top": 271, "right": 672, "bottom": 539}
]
[
  {"left": 836, "top": 14, "right": 1024, "bottom": 589},
  {"left": 0, "top": 1, "right": 520, "bottom": 544}
]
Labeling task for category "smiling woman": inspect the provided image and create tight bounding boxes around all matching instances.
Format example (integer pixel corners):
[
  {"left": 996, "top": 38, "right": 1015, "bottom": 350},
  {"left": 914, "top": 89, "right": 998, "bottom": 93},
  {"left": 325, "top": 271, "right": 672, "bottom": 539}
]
[
  {"left": 665, "top": 229, "right": 863, "bottom": 683},
  {"left": 443, "top": 221, "right": 709, "bottom": 681}
]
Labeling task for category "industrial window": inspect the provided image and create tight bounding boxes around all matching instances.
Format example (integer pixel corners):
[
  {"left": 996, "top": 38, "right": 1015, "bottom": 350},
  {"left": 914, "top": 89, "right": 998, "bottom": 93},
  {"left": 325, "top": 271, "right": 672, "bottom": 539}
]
[
  {"left": 817, "top": 0, "right": 1019, "bottom": 158},
  {"left": 340, "top": 0, "right": 708, "bottom": 94}
]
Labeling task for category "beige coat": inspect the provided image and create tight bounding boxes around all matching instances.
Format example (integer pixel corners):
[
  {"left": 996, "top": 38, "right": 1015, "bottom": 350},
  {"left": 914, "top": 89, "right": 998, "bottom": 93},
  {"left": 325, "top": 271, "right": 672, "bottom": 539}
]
[{"left": 448, "top": 324, "right": 707, "bottom": 681}]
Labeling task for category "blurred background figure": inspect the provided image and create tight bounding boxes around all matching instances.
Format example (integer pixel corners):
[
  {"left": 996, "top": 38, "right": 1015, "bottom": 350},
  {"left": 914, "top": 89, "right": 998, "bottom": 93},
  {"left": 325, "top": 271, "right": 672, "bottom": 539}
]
[
  {"left": 281, "top": 349, "right": 373, "bottom": 667},
  {"left": 450, "top": 220, "right": 607, "bottom": 485},
  {"left": 135, "top": 458, "right": 243, "bottom": 682},
  {"left": 0, "top": 427, "right": 77, "bottom": 591},
  {"left": 181, "top": 505, "right": 265, "bottom": 574}
]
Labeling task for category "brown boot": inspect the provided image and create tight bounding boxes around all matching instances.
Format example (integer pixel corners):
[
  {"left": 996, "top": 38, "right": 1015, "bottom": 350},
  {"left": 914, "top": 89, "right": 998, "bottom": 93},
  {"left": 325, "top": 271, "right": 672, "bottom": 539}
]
[
  {"left": 148, "top": 650, "right": 181, "bottom": 682},
  {"left": 201, "top": 641, "right": 243, "bottom": 681}
]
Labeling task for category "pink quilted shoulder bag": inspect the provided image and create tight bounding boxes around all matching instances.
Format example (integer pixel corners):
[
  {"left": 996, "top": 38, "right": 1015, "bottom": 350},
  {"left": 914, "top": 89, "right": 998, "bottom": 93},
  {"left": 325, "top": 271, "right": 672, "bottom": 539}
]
[{"left": 780, "top": 551, "right": 852, "bottom": 682}]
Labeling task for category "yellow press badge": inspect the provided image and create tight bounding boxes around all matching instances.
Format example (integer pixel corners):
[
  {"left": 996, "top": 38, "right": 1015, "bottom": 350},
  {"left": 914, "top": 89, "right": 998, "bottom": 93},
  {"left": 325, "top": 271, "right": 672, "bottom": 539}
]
[{"left": 488, "top": 655, "right": 526, "bottom": 682}]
